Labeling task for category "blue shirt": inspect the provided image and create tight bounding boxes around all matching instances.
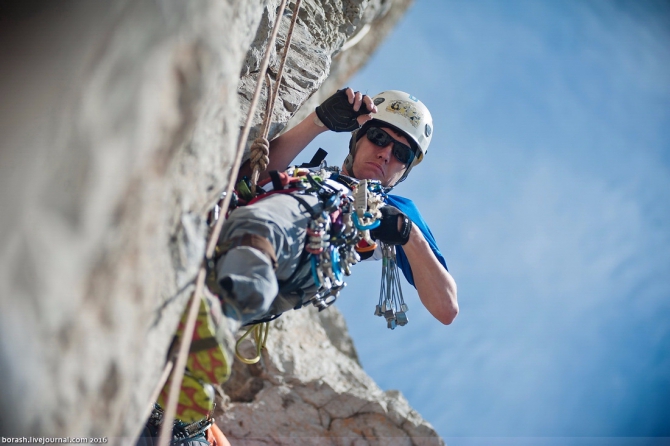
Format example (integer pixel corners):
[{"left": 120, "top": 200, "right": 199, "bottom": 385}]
[{"left": 385, "top": 194, "right": 448, "bottom": 287}]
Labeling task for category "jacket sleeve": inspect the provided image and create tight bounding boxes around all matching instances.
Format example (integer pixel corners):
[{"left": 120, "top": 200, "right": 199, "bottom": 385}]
[{"left": 386, "top": 194, "right": 448, "bottom": 288}]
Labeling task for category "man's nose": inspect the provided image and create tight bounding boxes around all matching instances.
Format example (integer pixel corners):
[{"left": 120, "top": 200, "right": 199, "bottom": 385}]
[{"left": 377, "top": 144, "right": 393, "bottom": 162}]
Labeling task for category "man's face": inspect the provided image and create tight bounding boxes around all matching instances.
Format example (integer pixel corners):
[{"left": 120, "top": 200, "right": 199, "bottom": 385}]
[{"left": 349, "top": 127, "right": 412, "bottom": 187}]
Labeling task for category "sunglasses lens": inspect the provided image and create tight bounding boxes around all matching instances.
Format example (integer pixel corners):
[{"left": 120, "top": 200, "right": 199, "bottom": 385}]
[
  {"left": 366, "top": 127, "right": 415, "bottom": 165},
  {"left": 393, "top": 144, "right": 413, "bottom": 164},
  {"left": 366, "top": 127, "right": 390, "bottom": 147}
]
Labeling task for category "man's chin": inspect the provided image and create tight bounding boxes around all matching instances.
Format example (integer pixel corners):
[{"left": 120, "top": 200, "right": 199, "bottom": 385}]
[{"left": 357, "top": 164, "right": 385, "bottom": 182}]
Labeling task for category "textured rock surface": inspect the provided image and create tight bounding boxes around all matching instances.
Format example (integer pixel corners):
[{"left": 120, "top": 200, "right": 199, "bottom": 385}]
[
  {"left": 0, "top": 0, "right": 440, "bottom": 442},
  {"left": 240, "top": 0, "right": 413, "bottom": 146},
  {"left": 219, "top": 307, "right": 442, "bottom": 445},
  {"left": 0, "top": 0, "right": 266, "bottom": 438},
  {"left": 285, "top": 0, "right": 413, "bottom": 131}
]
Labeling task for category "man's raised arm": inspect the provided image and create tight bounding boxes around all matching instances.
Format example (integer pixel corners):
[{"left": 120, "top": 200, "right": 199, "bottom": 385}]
[{"left": 238, "top": 88, "right": 376, "bottom": 182}]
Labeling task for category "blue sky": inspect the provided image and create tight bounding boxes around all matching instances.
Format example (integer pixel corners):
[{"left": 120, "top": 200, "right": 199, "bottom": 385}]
[{"left": 299, "top": 0, "right": 670, "bottom": 443}]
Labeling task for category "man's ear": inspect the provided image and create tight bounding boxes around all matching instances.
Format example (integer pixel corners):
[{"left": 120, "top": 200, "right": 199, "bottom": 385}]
[
  {"left": 343, "top": 136, "right": 358, "bottom": 177},
  {"left": 342, "top": 154, "right": 354, "bottom": 177}
]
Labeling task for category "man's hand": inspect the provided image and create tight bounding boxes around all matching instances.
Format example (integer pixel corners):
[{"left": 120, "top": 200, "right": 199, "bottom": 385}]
[
  {"left": 315, "top": 87, "right": 377, "bottom": 132},
  {"left": 370, "top": 205, "right": 412, "bottom": 245}
]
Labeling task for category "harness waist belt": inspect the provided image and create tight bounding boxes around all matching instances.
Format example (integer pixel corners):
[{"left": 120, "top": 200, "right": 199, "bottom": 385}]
[{"left": 217, "top": 233, "right": 278, "bottom": 270}]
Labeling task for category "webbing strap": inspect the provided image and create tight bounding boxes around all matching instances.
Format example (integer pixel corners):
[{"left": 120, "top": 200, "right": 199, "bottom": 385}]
[
  {"left": 246, "top": 187, "right": 301, "bottom": 206},
  {"left": 218, "top": 233, "right": 278, "bottom": 270},
  {"left": 287, "top": 193, "right": 319, "bottom": 218},
  {"left": 235, "top": 323, "right": 269, "bottom": 364},
  {"left": 269, "top": 170, "right": 284, "bottom": 191},
  {"left": 189, "top": 337, "right": 219, "bottom": 353},
  {"left": 299, "top": 148, "right": 328, "bottom": 168}
]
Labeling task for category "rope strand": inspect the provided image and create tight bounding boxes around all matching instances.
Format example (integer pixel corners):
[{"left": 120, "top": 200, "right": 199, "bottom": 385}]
[
  {"left": 249, "top": 0, "right": 303, "bottom": 192},
  {"left": 250, "top": 73, "right": 275, "bottom": 191},
  {"left": 267, "top": 0, "right": 302, "bottom": 137}
]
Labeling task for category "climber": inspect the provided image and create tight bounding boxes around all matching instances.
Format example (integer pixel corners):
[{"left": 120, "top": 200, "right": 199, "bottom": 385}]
[{"left": 212, "top": 87, "right": 458, "bottom": 329}]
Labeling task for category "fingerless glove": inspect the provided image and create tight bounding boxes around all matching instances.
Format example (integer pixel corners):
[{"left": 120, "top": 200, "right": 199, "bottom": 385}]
[
  {"left": 370, "top": 205, "right": 412, "bottom": 245},
  {"left": 315, "top": 88, "right": 372, "bottom": 132}
]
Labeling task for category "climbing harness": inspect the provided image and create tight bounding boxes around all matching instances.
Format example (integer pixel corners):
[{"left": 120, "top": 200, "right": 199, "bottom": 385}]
[
  {"left": 300, "top": 169, "right": 385, "bottom": 312},
  {"left": 244, "top": 163, "right": 411, "bottom": 332},
  {"left": 375, "top": 242, "right": 409, "bottom": 329},
  {"left": 222, "top": 162, "right": 385, "bottom": 317},
  {"left": 221, "top": 162, "right": 411, "bottom": 334}
]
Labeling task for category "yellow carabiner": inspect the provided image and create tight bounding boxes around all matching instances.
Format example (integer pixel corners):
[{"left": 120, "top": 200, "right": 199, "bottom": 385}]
[{"left": 235, "top": 322, "right": 270, "bottom": 365}]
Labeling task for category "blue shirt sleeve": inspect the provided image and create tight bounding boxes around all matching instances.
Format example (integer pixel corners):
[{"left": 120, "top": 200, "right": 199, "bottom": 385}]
[{"left": 385, "top": 194, "right": 448, "bottom": 287}]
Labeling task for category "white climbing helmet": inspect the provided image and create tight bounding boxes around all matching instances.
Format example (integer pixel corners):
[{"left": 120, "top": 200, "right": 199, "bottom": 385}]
[
  {"left": 345, "top": 90, "right": 434, "bottom": 186},
  {"left": 369, "top": 90, "right": 433, "bottom": 163}
]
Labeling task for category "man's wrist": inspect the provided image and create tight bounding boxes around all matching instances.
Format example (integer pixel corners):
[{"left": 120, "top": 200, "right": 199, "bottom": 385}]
[
  {"left": 403, "top": 222, "right": 428, "bottom": 252},
  {"left": 313, "top": 113, "right": 325, "bottom": 128}
]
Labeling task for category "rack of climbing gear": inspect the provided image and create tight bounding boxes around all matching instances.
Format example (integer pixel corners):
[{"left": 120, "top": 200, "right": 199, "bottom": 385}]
[
  {"left": 302, "top": 170, "right": 385, "bottom": 312},
  {"left": 228, "top": 162, "right": 411, "bottom": 331},
  {"left": 230, "top": 162, "right": 386, "bottom": 315},
  {"left": 375, "top": 242, "right": 409, "bottom": 329}
]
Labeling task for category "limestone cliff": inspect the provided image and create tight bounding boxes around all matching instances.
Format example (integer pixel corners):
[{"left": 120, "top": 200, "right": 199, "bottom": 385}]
[
  {"left": 0, "top": 0, "right": 442, "bottom": 443},
  {"left": 219, "top": 307, "right": 442, "bottom": 444}
]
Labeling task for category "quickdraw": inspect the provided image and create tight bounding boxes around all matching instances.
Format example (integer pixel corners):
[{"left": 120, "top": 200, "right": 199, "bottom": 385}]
[{"left": 375, "top": 242, "right": 409, "bottom": 329}]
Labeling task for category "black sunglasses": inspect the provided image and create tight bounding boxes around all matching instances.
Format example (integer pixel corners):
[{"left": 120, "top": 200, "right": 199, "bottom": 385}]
[{"left": 365, "top": 127, "right": 415, "bottom": 165}]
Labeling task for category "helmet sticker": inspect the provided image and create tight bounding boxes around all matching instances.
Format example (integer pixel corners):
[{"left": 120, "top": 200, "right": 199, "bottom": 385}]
[
  {"left": 386, "top": 100, "right": 421, "bottom": 128},
  {"left": 408, "top": 95, "right": 418, "bottom": 102},
  {"left": 425, "top": 124, "right": 432, "bottom": 137},
  {"left": 374, "top": 97, "right": 385, "bottom": 106}
]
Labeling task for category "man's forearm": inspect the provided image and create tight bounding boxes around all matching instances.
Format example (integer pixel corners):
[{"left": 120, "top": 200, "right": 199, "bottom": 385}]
[
  {"left": 238, "top": 88, "right": 377, "bottom": 183},
  {"left": 401, "top": 223, "right": 459, "bottom": 325},
  {"left": 268, "top": 111, "right": 329, "bottom": 172}
]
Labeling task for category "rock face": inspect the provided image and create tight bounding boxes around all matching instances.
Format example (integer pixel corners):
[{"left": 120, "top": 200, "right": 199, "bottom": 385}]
[
  {"left": 0, "top": 0, "right": 441, "bottom": 443},
  {"left": 219, "top": 307, "right": 443, "bottom": 445},
  {"left": 1, "top": 0, "right": 265, "bottom": 437}
]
